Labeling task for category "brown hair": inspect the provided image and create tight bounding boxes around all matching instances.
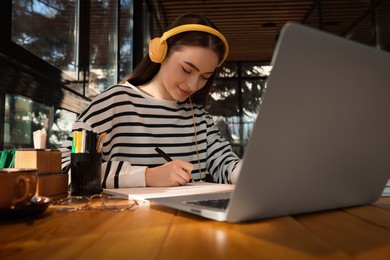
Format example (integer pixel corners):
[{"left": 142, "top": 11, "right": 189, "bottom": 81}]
[{"left": 120, "top": 13, "right": 227, "bottom": 105}]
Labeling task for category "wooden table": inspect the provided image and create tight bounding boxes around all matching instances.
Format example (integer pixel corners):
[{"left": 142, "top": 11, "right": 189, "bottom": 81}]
[{"left": 1, "top": 197, "right": 389, "bottom": 260}]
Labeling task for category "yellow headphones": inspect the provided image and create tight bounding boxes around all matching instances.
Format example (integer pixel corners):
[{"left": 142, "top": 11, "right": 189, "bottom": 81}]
[{"left": 149, "top": 24, "right": 229, "bottom": 67}]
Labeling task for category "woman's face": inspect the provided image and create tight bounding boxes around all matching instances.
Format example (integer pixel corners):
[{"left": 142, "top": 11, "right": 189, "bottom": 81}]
[{"left": 157, "top": 46, "right": 219, "bottom": 102}]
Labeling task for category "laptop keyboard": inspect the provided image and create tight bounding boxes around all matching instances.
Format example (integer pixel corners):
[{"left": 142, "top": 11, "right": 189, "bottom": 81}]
[{"left": 186, "top": 198, "right": 230, "bottom": 209}]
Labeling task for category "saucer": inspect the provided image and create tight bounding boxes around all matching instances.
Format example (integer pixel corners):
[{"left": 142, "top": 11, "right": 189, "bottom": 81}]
[{"left": 0, "top": 196, "right": 51, "bottom": 220}]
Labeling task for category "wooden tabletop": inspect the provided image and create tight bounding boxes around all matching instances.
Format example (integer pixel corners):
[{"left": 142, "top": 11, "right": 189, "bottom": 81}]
[{"left": 0, "top": 197, "right": 389, "bottom": 260}]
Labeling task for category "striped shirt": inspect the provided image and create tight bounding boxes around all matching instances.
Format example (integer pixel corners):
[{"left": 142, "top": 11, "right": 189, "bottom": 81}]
[{"left": 61, "top": 82, "right": 241, "bottom": 188}]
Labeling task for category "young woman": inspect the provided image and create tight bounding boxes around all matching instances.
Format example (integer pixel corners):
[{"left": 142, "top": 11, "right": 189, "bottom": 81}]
[{"left": 61, "top": 13, "right": 242, "bottom": 188}]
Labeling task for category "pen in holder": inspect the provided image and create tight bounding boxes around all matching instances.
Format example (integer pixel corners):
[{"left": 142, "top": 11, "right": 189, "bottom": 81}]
[{"left": 70, "top": 131, "right": 105, "bottom": 196}]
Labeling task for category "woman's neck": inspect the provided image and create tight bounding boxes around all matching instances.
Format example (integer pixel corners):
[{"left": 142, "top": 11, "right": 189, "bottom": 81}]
[{"left": 138, "top": 76, "right": 173, "bottom": 100}]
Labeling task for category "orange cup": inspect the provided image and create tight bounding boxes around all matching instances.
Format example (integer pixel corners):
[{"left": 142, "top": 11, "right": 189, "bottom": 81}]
[{"left": 0, "top": 168, "right": 38, "bottom": 208}]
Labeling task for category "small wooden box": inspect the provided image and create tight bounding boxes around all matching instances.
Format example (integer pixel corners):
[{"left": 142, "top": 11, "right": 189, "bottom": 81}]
[
  {"left": 15, "top": 149, "right": 68, "bottom": 199},
  {"left": 37, "top": 173, "right": 68, "bottom": 200},
  {"left": 15, "top": 149, "right": 61, "bottom": 173}
]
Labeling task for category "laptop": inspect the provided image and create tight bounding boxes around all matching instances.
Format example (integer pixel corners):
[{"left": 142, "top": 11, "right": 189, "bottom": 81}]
[{"left": 150, "top": 22, "right": 390, "bottom": 223}]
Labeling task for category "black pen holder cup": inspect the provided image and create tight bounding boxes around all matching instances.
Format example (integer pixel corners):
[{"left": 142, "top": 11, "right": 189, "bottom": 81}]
[{"left": 70, "top": 153, "right": 102, "bottom": 196}]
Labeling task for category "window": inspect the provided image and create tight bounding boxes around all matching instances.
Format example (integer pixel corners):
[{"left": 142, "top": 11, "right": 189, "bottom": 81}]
[
  {"left": 88, "top": 0, "right": 134, "bottom": 97},
  {"left": 119, "top": 0, "right": 133, "bottom": 80},
  {"left": 12, "top": 0, "right": 79, "bottom": 79},
  {"left": 89, "top": 0, "right": 118, "bottom": 97},
  {"left": 4, "top": 93, "right": 77, "bottom": 149},
  {"left": 10, "top": 0, "right": 135, "bottom": 99},
  {"left": 208, "top": 63, "right": 271, "bottom": 158},
  {"left": 1, "top": 1, "right": 137, "bottom": 150}
]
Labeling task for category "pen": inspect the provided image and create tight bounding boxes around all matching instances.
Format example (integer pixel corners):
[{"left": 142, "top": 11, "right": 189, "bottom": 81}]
[
  {"left": 155, "top": 147, "right": 196, "bottom": 183},
  {"left": 155, "top": 147, "right": 172, "bottom": 162}
]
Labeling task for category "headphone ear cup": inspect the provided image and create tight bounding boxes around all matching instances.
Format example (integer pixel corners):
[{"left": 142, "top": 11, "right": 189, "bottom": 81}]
[{"left": 149, "top": 37, "right": 168, "bottom": 63}]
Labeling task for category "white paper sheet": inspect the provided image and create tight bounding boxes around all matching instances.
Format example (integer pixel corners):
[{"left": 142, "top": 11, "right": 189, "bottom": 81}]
[{"left": 103, "top": 182, "right": 235, "bottom": 202}]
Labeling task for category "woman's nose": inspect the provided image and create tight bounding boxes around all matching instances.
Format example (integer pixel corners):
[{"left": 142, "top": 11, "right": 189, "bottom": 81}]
[{"left": 186, "top": 75, "right": 200, "bottom": 91}]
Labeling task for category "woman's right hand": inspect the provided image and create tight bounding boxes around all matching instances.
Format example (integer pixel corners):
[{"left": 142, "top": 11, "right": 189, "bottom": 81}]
[{"left": 145, "top": 160, "right": 194, "bottom": 187}]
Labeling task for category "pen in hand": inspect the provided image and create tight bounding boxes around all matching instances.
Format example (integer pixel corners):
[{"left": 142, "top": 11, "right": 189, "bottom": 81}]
[
  {"left": 155, "top": 147, "right": 194, "bottom": 183},
  {"left": 155, "top": 147, "right": 172, "bottom": 162}
]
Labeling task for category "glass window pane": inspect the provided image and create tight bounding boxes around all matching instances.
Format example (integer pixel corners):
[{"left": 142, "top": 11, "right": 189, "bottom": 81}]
[
  {"left": 207, "top": 79, "right": 239, "bottom": 116},
  {"left": 216, "top": 63, "right": 238, "bottom": 78},
  {"left": 213, "top": 115, "right": 244, "bottom": 158},
  {"left": 89, "top": 0, "right": 118, "bottom": 98},
  {"left": 119, "top": 0, "right": 133, "bottom": 80},
  {"left": 50, "top": 108, "right": 77, "bottom": 148},
  {"left": 210, "top": 62, "right": 271, "bottom": 157},
  {"left": 207, "top": 79, "right": 244, "bottom": 157},
  {"left": 213, "top": 114, "right": 257, "bottom": 158},
  {"left": 5, "top": 94, "right": 50, "bottom": 149},
  {"left": 241, "top": 63, "right": 272, "bottom": 77},
  {"left": 11, "top": 0, "right": 78, "bottom": 79},
  {"left": 242, "top": 79, "right": 266, "bottom": 116},
  {"left": 4, "top": 94, "right": 77, "bottom": 149}
]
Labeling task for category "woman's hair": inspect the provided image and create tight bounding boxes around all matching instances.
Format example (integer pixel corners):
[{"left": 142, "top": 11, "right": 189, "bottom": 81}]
[{"left": 120, "top": 13, "right": 227, "bottom": 105}]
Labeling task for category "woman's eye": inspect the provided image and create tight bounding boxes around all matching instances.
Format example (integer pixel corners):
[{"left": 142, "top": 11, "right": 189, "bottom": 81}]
[{"left": 182, "top": 67, "right": 191, "bottom": 73}]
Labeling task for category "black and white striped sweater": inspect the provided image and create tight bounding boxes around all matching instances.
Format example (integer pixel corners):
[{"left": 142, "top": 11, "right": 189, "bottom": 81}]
[{"left": 61, "top": 82, "right": 241, "bottom": 188}]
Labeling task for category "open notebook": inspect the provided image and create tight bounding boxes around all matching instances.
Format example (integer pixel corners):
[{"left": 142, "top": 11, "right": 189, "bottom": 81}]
[
  {"left": 104, "top": 182, "right": 235, "bottom": 202},
  {"left": 109, "top": 22, "right": 390, "bottom": 223}
]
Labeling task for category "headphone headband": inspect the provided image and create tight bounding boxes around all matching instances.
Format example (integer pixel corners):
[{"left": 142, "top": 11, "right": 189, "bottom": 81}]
[{"left": 149, "top": 24, "right": 229, "bottom": 67}]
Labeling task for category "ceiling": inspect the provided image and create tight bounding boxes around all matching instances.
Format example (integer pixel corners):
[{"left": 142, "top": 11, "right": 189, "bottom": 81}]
[{"left": 148, "top": 0, "right": 390, "bottom": 63}]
